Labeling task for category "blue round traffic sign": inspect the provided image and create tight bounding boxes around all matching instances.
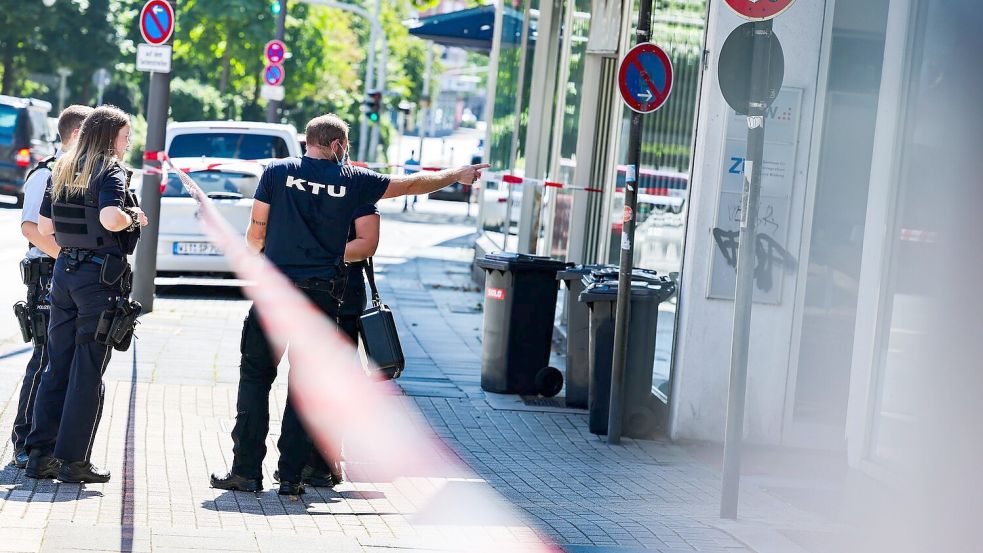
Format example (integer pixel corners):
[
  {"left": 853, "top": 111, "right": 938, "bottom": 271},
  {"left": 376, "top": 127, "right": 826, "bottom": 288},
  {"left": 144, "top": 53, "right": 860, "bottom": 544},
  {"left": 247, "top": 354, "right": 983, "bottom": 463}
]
[
  {"left": 264, "top": 64, "right": 285, "bottom": 86},
  {"left": 140, "top": 0, "right": 175, "bottom": 46},
  {"left": 618, "top": 43, "right": 673, "bottom": 113},
  {"left": 265, "top": 40, "right": 286, "bottom": 64}
]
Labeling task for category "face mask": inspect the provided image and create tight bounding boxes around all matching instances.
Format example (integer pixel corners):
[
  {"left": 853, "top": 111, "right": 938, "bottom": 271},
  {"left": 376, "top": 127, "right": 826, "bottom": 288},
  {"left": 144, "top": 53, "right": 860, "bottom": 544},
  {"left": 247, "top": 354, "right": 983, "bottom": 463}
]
[{"left": 332, "top": 142, "right": 350, "bottom": 165}]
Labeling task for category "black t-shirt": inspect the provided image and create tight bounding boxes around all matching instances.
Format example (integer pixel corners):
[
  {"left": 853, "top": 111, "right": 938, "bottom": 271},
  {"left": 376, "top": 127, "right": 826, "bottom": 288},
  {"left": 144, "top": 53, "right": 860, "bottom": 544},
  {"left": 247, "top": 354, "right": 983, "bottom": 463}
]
[
  {"left": 255, "top": 157, "right": 390, "bottom": 280},
  {"left": 40, "top": 162, "right": 128, "bottom": 257},
  {"left": 340, "top": 203, "right": 379, "bottom": 315}
]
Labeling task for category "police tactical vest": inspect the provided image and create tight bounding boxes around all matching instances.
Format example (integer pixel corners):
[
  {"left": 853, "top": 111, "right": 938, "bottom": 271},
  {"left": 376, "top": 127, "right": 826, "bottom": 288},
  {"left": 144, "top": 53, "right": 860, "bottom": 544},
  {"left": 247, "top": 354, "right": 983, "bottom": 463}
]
[{"left": 51, "top": 162, "right": 140, "bottom": 255}]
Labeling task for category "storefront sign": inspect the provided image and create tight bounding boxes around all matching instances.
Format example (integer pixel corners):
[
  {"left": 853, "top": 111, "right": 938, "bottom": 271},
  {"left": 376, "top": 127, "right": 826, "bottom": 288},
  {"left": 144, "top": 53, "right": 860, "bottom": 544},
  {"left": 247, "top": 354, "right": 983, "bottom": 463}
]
[{"left": 709, "top": 87, "right": 802, "bottom": 304}]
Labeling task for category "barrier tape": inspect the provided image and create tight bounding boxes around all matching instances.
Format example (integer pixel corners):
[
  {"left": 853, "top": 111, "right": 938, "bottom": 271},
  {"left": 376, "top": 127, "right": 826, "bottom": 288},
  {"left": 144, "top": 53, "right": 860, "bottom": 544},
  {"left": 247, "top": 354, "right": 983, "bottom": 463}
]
[
  {"left": 484, "top": 171, "right": 603, "bottom": 194},
  {"left": 145, "top": 150, "right": 601, "bottom": 195},
  {"left": 163, "top": 157, "right": 558, "bottom": 552},
  {"left": 900, "top": 229, "right": 938, "bottom": 243}
]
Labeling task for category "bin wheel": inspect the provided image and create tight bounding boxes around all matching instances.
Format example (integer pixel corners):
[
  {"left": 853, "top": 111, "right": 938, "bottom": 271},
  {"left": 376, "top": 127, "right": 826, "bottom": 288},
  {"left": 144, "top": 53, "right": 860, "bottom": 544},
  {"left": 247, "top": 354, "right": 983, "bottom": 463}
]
[
  {"left": 535, "top": 366, "right": 563, "bottom": 398},
  {"left": 626, "top": 406, "right": 657, "bottom": 438}
]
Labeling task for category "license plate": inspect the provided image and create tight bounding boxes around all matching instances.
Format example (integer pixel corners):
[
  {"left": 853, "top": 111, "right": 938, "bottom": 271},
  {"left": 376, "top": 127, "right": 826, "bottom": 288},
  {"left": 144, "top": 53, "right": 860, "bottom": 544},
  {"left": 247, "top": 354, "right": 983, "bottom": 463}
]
[{"left": 173, "top": 241, "right": 221, "bottom": 256}]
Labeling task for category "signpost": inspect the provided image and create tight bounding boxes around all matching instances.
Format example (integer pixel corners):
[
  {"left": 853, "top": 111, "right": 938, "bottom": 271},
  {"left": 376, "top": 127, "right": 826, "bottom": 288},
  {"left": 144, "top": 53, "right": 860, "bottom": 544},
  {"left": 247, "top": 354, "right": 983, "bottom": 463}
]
[
  {"left": 266, "top": 0, "right": 288, "bottom": 123},
  {"left": 716, "top": 2, "right": 794, "bottom": 520},
  {"left": 607, "top": 33, "right": 673, "bottom": 442},
  {"left": 132, "top": 0, "right": 175, "bottom": 313},
  {"left": 92, "top": 68, "right": 111, "bottom": 106}
]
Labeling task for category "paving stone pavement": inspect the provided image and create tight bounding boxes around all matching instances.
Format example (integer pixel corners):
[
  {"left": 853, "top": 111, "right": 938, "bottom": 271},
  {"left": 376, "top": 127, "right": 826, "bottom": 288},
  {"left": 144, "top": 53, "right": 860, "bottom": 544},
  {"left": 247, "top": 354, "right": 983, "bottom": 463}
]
[{"left": 0, "top": 201, "right": 822, "bottom": 552}]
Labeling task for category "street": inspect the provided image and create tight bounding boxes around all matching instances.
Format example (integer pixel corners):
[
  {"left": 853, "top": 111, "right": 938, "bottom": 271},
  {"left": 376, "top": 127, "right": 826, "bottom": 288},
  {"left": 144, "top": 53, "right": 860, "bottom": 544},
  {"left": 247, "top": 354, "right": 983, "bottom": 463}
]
[{"left": 0, "top": 196, "right": 814, "bottom": 553}]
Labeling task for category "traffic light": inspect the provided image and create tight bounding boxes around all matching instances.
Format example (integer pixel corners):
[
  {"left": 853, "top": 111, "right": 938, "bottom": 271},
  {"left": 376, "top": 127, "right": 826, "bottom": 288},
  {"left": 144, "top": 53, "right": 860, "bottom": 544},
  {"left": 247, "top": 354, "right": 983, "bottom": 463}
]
[
  {"left": 363, "top": 90, "right": 383, "bottom": 123},
  {"left": 270, "top": 0, "right": 282, "bottom": 15}
]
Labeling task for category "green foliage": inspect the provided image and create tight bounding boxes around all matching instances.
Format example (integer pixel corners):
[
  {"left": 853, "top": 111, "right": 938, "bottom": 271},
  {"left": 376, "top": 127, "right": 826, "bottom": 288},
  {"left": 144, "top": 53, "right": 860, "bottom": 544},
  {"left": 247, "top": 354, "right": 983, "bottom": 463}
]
[
  {"left": 0, "top": 0, "right": 436, "bottom": 161},
  {"left": 169, "top": 78, "right": 226, "bottom": 122}
]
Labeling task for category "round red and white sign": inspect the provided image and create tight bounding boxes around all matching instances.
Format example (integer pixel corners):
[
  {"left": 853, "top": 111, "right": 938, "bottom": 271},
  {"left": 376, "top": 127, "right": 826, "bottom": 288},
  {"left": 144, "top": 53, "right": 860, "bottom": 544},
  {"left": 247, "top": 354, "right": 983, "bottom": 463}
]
[
  {"left": 265, "top": 40, "right": 287, "bottom": 64},
  {"left": 139, "top": 0, "right": 175, "bottom": 45},
  {"left": 724, "top": 0, "right": 796, "bottom": 21}
]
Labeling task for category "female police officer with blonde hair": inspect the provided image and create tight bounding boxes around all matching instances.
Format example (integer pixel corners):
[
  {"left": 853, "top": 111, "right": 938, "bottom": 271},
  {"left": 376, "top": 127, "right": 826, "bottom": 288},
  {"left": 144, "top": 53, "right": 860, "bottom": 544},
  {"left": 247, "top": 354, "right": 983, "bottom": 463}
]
[{"left": 24, "top": 105, "right": 148, "bottom": 484}]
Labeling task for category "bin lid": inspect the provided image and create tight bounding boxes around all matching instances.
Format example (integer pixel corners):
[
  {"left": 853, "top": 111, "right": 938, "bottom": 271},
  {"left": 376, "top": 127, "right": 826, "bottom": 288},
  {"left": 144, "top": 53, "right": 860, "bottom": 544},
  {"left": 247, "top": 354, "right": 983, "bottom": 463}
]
[
  {"left": 578, "top": 277, "right": 676, "bottom": 303},
  {"left": 557, "top": 263, "right": 612, "bottom": 281},
  {"left": 580, "top": 267, "right": 661, "bottom": 287},
  {"left": 476, "top": 251, "right": 572, "bottom": 272}
]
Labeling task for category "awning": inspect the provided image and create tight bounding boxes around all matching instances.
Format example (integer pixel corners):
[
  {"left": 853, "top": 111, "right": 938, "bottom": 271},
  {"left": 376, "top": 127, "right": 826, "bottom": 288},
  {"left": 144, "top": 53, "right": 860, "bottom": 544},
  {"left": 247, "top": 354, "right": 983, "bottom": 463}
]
[{"left": 407, "top": 5, "right": 532, "bottom": 53}]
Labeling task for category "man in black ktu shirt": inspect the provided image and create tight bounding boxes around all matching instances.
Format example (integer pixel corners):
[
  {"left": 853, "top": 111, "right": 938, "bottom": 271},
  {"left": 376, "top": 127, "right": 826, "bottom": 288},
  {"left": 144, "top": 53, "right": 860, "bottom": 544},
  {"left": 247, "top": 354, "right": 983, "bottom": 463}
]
[{"left": 211, "top": 113, "right": 486, "bottom": 495}]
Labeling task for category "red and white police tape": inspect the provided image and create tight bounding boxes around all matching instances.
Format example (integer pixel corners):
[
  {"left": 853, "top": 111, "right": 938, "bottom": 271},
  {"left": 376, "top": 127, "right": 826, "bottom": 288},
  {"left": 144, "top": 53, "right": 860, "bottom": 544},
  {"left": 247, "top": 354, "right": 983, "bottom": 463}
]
[
  {"left": 162, "top": 157, "right": 559, "bottom": 552},
  {"left": 143, "top": 150, "right": 601, "bottom": 194}
]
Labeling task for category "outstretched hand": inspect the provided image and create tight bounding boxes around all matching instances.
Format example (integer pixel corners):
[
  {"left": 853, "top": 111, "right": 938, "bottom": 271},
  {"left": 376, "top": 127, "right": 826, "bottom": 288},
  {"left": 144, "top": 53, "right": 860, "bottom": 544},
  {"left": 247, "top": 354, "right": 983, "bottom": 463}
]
[{"left": 456, "top": 163, "right": 491, "bottom": 185}]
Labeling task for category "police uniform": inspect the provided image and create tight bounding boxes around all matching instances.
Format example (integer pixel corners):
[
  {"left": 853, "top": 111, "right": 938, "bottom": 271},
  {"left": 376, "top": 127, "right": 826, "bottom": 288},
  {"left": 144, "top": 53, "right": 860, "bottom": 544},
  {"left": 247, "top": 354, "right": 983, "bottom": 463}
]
[
  {"left": 8, "top": 153, "right": 59, "bottom": 468},
  {"left": 214, "top": 156, "right": 389, "bottom": 493},
  {"left": 23, "top": 160, "right": 140, "bottom": 482}
]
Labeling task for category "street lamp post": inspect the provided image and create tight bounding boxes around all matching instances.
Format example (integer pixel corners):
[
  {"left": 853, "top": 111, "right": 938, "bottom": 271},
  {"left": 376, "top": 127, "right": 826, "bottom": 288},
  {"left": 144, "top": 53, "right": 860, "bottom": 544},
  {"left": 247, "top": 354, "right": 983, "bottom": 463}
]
[{"left": 294, "top": 0, "right": 389, "bottom": 162}]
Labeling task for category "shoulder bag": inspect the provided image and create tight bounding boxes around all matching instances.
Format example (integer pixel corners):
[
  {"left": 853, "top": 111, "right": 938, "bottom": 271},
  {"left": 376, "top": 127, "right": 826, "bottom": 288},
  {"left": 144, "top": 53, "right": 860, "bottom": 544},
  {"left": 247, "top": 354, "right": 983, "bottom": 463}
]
[{"left": 358, "top": 258, "right": 405, "bottom": 379}]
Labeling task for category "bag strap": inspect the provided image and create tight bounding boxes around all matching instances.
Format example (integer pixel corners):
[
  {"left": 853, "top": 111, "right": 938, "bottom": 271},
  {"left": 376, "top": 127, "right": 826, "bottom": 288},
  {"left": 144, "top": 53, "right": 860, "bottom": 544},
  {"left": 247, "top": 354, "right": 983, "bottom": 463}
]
[{"left": 364, "top": 257, "right": 382, "bottom": 306}]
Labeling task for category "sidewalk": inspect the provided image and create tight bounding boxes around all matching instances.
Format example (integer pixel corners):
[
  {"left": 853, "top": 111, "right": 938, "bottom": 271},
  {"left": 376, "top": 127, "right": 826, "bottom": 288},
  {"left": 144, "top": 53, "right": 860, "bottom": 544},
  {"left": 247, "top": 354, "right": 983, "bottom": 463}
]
[{"left": 0, "top": 202, "right": 826, "bottom": 552}]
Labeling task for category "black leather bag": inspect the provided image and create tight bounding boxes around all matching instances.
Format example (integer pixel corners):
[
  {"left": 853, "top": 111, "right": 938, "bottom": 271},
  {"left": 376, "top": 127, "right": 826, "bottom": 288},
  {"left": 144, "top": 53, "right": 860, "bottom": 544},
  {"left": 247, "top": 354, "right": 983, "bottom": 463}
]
[{"left": 358, "top": 258, "right": 405, "bottom": 379}]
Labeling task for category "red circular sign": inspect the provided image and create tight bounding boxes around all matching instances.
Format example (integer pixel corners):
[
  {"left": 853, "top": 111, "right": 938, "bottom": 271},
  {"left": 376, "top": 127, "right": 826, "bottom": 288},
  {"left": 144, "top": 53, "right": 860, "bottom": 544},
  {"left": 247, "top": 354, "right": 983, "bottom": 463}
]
[
  {"left": 139, "top": 0, "right": 175, "bottom": 45},
  {"left": 265, "top": 40, "right": 286, "bottom": 64},
  {"left": 264, "top": 64, "right": 285, "bottom": 86},
  {"left": 724, "top": 0, "right": 797, "bottom": 21},
  {"left": 618, "top": 43, "right": 673, "bottom": 114}
]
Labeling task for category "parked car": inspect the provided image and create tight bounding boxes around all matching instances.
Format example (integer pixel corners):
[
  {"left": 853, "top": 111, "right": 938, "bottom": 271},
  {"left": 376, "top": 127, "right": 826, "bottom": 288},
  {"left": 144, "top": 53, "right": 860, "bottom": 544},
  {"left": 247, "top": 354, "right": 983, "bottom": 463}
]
[
  {"left": 0, "top": 95, "right": 55, "bottom": 206},
  {"left": 165, "top": 121, "right": 302, "bottom": 161},
  {"left": 480, "top": 176, "right": 522, "bottom": 231},
  {"left": 149, "top": 158, "right": 262, "bottom": 275},
  {"left": 428, "top": 180, "right": 472, "bottom": 202}
]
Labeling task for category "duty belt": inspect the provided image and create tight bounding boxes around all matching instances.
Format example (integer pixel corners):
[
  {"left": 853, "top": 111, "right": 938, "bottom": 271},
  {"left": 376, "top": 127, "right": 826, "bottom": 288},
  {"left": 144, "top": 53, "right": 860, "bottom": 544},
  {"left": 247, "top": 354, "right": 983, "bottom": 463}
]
[{"left": 61, "top": 248, "right": 109, "bottom": 266}]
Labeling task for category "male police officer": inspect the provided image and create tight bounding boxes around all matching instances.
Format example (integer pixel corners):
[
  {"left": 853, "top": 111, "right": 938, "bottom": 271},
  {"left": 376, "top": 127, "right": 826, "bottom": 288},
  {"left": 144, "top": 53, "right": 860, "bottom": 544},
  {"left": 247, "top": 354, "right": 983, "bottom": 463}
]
[
  {"left": 8, "top": 105, "right": 93, "bottom": 469},
  {"left": 211, "top": 113, "right": 487, "bottom": 495}
]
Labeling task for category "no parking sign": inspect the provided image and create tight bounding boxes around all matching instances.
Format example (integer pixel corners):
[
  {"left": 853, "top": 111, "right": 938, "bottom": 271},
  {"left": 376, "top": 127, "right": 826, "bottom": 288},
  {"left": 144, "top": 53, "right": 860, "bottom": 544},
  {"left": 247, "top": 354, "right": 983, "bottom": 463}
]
[{"left": 617, "top": 43, "right": 673, "bottom": 114}]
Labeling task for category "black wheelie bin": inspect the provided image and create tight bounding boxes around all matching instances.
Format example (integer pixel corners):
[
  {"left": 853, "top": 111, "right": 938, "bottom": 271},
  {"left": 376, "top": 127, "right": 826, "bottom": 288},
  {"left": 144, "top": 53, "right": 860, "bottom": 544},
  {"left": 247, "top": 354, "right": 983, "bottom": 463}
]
[
  {"left": 477, "top": 252, "right": 571, "bottom": 397},
  {"left": 580, "top": 276, "right": 676, "bottom": 438}
]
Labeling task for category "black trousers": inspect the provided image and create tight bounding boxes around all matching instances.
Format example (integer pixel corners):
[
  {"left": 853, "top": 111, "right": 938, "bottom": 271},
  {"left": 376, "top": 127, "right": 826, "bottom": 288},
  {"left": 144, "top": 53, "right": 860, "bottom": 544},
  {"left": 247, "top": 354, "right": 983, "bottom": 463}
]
[
  {"left": 10, "top": 262, "right": 53, "bottom": 451},
  {"left": 303, "top": 285, "right": 365, "bottom": 477},
  {"left": 231, "top": 287, "right": 341, "bottom": 483},
  {"left": 25, "top": 256, "right": 119, "bottom": 463}
]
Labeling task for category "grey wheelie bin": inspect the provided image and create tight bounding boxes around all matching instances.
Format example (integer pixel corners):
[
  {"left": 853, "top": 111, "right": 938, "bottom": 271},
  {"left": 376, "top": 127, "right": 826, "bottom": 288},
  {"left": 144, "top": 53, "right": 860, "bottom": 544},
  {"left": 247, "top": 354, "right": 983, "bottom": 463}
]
[
  {"left": 556, "top": 264, "right": 609, "bottom": 408},
  {"left": 557, "top": 266, "right": 663, "bottom": 408},
  {"left": 580, "top": 276, "right": 676, "bottom": 438},
  {"left": 477, "top": 253, "right": 571, "bottom": 397}
]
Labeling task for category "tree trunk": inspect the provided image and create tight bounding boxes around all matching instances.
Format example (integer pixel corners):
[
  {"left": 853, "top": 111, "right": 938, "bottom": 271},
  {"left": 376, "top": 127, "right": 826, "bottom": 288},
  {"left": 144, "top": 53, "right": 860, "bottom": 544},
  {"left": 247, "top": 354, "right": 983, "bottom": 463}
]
[
  {"left": 219, "top": 34, "right": 232, "bottom": 94},
  {"left": 1, "top": 51, "right": 14, "bottom": 96}
]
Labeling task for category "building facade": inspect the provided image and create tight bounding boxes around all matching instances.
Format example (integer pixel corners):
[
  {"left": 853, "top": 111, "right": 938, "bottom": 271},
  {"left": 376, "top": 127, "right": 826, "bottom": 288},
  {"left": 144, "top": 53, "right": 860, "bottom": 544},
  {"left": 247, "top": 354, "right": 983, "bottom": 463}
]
[{"left": 477, "top": 0, "right": 965, "bottom": 472}]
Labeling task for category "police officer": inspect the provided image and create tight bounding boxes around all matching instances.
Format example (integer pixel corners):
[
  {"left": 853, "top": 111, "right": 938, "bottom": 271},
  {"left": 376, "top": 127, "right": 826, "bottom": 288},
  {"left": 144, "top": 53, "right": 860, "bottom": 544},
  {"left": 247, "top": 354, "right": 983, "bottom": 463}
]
[
  {"left": 8, "top": 105, "right": 93, "bottom": 470},
  {"left": 272, "top": 203, "right": 380, "bottom": 488},
  {"left": 24, "top": 106, "right": 148, "bottom": 483},
  {"left": 211, "top": 113, "right": 487, "bottom": 495}
]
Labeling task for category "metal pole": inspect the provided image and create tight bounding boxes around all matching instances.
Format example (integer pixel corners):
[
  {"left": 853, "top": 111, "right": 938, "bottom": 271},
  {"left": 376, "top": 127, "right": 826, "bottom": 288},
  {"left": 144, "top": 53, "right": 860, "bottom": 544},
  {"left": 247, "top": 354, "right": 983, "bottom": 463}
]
[
  {"left": 368, "top": 26, "right": 387, "bottom": 162},
  {"left": 720, "top": 18, "right": 773, "bottom": 520},
  {"left": 606, "top": 0, "right": 654, "bottom": 445},
  {"left": 132, "top": 1, "right": 176, "bottom": 313},
  {"left": 358, "top": 0, "right": 379, "bottom": 162},
  {"left": 266, "top": 0, "right": 288, "bottom": 123},
  {"left": 57, "top": 68, "right": 71, "bottom": 113},
  {"left": 417, "top": 43, "right": 433, "bottom": 166}
]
